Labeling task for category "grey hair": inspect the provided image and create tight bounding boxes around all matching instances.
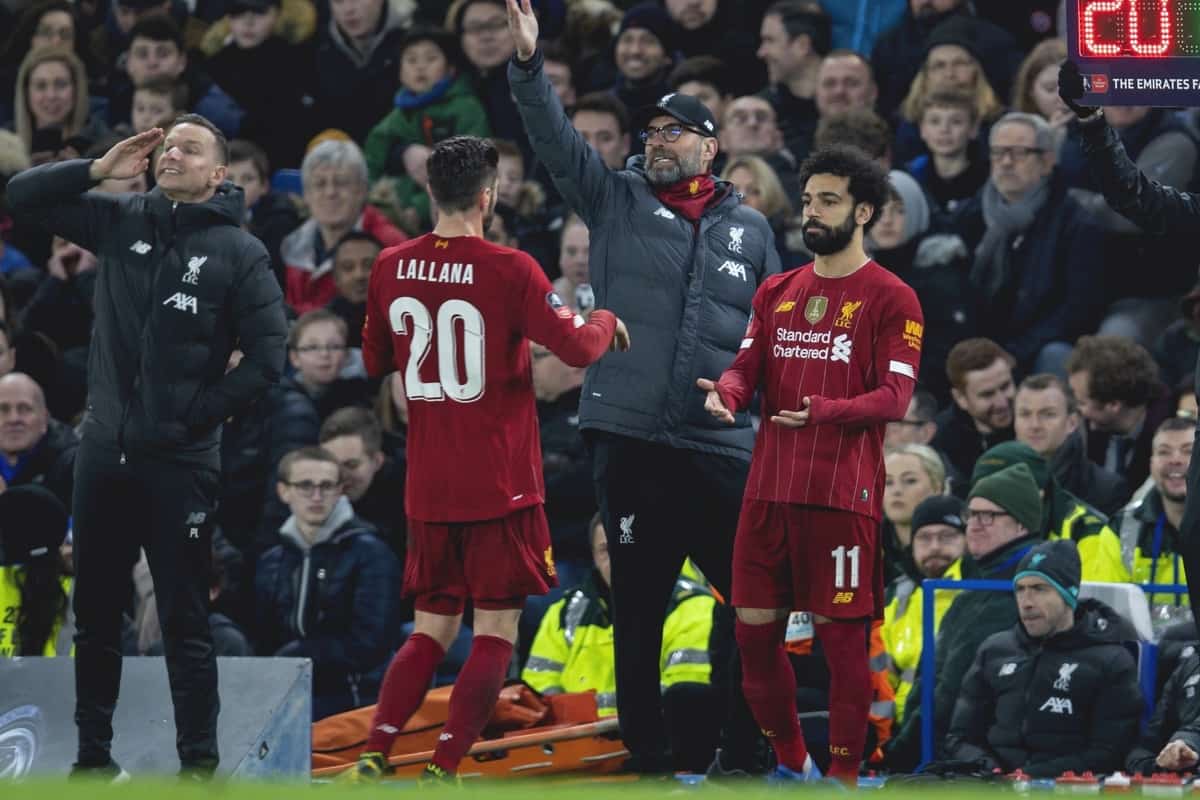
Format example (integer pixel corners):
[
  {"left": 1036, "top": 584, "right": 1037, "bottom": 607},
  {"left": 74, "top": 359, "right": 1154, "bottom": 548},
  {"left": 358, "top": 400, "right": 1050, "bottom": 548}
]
[
  {"left": 301, "top": 139, "right": 369, "bottom": 191},
  {"left": 989, "top": 111, "right": 1055, "bottom": 154}
]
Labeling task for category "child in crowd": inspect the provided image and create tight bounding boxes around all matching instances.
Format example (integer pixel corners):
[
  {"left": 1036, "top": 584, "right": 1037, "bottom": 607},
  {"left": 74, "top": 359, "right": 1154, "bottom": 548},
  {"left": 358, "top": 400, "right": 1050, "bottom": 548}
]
[
  {"left": 130, "top": 78, "right": 187, "bottom": 134},
  {"left": 365, "top": 27, "right": 490, "bottom": 232},
  {"left": 906, "top": 90, "right": 988, "bottom": 217}
]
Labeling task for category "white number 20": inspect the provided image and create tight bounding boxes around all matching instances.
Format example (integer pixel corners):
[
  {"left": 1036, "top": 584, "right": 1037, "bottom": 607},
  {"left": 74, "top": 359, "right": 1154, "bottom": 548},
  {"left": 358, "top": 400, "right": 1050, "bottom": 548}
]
[
  {"left": 388, "top": 297, "right": 485, "bottom": 403},
  {"left": 831, "top": 545, "right": 861, "bottom": 589}
]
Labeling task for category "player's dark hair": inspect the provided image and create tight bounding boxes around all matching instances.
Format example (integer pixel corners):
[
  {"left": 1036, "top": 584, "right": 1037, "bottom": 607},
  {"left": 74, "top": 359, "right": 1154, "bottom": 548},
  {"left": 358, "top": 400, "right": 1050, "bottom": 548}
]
[
  {"left": 572, "top": 91, "right": 630, "bottom": 135},
  {"left": 1065, "top": 335, "right": 1161, "bottom": 408},
  {"left": 229, "top": 138, "right": 270, "bottom": 181},
  {"left": 426, "top": 135, "right": 499, "bottom": 214},
  {"left": 320, "top": 406, "right": 384, "bottom": 455},
  {"left": 277, "top": 445, "right": 341, "bottom": 484},
  {"left": 1019, "top": 373, "right": 1077, "bottom": 415},
  {"left": 945, "top": 338, "right": 1015, "bottom": 392},
  {"left": 797, "top": 144, "right": 890, "bottom": 233},
  {"left": 765, "top": 1, "right": 831, "bottom": 57},
  {"left": 165, "top": 113, "right": 229, "bottom": 165}
]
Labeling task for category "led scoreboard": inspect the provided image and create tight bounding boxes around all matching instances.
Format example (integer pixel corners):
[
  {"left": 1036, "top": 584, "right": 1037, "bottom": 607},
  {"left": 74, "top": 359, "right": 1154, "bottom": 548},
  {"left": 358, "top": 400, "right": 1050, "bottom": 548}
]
[{"left": 1067, "top": 1, "right": 1200, "bottom": 105}]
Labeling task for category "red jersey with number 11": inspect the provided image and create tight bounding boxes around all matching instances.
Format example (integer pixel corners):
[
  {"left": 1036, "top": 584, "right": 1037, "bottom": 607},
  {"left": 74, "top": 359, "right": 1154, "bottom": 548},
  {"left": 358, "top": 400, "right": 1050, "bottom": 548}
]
[
  {"left": 362, "top": 233, "right": 616, "bottom": 523},
  {"left": 715, "top": 260, "right": 923, "bottom": 521}
]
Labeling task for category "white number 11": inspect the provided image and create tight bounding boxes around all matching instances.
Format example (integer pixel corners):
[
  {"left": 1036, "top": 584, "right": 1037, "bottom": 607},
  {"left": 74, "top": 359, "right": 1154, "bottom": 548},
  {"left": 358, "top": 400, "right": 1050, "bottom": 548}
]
[{"left": 831, "top": 545, "right": 861, "bottom": 589}]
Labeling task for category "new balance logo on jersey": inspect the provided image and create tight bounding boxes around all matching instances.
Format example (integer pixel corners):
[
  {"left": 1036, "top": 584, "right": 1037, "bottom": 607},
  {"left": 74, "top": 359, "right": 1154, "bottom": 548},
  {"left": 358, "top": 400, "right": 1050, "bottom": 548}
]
[
  {"left": 654, "top": 207, "right": 676, "bottom": 220},
  {"left": 130, "top": 240, "right": 152, "bottom": 255},
  {"left": 183, "top": 255, "right": 206, "bottom": 285},
  {"left": 619, "top": 514, "right": 635, "bottom": 544},
  {"left": 832, "top": 592, "right": 854, "bottom": 604},
  {"left": 998, "top": 662, "right": 1017, "bottom": 677},
  {"left": 1039, "top": 696, "right": 1074, "bottom": 715},
  {"left": 830, "top": 334, "right": 852, "bottom": 363},
  {"left": 717, "top": 261, "right": 748, "bottom": 281},
  {"left": 163, "top": 292, "right": 198, "bottom": 314},
  {"left": 1053, "top": 662, "right": 1078, "bottom": 691},
  {"left": 185, "top": 512, "right": 207, "bottom": 525}
]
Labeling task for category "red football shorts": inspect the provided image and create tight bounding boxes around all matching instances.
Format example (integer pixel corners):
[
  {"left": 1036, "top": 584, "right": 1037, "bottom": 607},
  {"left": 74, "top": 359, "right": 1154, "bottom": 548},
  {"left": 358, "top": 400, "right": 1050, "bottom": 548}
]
[
  {"left": 405, "top": 504, "right": 558, "bottom": 615},
  {"left": 732, "top": 499, "right": 879, "bottom": 619}
]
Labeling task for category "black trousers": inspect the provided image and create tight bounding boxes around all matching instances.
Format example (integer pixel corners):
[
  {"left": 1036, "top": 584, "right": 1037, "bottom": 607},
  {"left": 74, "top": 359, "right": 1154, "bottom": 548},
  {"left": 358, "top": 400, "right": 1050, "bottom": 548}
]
[
  {"left": 590, "top": 432, "right": 759, "bottom": 771},
  {"left": 72, "top": 435, "right": 221, "bottom": 770}
]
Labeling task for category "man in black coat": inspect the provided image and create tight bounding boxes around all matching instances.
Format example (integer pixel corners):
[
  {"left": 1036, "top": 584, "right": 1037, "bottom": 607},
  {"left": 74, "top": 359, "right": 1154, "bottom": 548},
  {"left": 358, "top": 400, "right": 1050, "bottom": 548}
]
[
  {"left": 0, "top": 372, "right": 78, "bottom": 511},
  {"left": 6, "top": 118, "right": 287, "bottom": 779},
  {"left": 947, "top": 539, "right": 1142, "bottom": 777}
]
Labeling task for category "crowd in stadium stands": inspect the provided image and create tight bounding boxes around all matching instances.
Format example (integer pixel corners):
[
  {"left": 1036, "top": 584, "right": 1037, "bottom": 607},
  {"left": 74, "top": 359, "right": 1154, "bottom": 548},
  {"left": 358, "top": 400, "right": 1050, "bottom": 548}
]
[{"left": 3, "top": 0, "right": 1200, "bottom": 779}]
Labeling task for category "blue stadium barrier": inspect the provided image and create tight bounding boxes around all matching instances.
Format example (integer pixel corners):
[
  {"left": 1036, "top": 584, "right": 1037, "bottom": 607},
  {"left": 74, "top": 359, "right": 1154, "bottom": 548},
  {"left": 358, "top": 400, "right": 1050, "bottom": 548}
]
[{"left": 917, "top": 579, "right": 1189, "bottom": 769}]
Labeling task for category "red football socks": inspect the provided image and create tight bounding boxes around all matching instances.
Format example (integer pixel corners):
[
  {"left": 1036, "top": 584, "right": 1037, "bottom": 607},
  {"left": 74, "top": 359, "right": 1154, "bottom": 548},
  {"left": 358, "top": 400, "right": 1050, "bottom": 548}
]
[
  {"left": 735, "top": 618, "right": 809, "bottom": 771},
  {"left": 364, "top": 633, "right": 445, "bottom": 756},
  {"left": 816, "top": 620, "right": 871, "bottom": 783},
  {"left": 430, "top": 635, "right": 513, "bottom": 774}
]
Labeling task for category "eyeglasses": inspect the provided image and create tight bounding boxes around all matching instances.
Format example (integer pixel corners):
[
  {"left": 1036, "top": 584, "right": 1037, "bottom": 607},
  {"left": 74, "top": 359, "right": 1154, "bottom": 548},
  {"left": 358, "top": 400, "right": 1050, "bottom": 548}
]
[
  {"left": 912, "top": 530, "right": 965, "bottom": 546},
  {"left": 639, "top": 124, "right": 704, "bottom": 144},
  {"left": 990, "top": 146, "right": 1044, "bottom": 163},
  {"left": 964, "top": 509, "right": 1012, "bottom": 526},
  {"left": 294, "top": 344, "right": 347, "bottom": 354},
  {"left": 284, "top": 480, "right": 341, "bottom": 497}
]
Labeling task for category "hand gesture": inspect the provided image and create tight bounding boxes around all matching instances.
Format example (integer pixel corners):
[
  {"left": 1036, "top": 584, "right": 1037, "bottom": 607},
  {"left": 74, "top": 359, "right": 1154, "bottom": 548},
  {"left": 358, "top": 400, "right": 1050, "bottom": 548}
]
[
  {"left": 90, "top": 128, "right": 163, "bottom": 182},
  {"left": 771, "top": 396, "right": 812, "bottom": 429},
  {"left": 696, "top": 378, "right": 734, "bottom": 424},
  {"left": 506, "top": 0, "right": 539, "bottom": 61},
  {"left": 611, "top": 317, "right": 631, "bottom": 352},
  {"left": 1157, "top": 739, "right": 1200, "bottom": 771},
  {"left": 1057, "top": 61, "right": 1097, "bottom": 119}
]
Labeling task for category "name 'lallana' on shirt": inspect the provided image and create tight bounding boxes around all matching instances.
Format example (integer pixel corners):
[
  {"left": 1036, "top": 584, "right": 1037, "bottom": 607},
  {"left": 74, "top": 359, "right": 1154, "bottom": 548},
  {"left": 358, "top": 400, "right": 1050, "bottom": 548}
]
[{"left": 396, "top": 259, "right": 476, "bottom": 285}]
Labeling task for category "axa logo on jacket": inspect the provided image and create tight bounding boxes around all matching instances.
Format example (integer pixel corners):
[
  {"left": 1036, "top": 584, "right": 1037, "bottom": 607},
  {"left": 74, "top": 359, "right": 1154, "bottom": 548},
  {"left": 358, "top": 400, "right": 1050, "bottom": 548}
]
[{"left": 163, "top": 292, "right": 198, "bottom": 314}]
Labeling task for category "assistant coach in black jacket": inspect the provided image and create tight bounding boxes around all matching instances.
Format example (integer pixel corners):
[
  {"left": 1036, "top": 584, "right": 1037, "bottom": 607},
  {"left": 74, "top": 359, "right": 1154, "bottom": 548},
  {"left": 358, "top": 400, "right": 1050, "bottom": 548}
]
[{"left": 6, "top": 118, "right": 288, "bottom": 779}]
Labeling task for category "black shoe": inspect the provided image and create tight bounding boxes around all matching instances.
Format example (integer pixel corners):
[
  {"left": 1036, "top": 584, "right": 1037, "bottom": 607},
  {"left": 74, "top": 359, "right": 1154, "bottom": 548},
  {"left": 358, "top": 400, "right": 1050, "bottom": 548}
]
[
  {"left": 618, "top": 753, "right": 673, "bottom": 777},
  {"left": 69, "top": 759, "right": 130, "bottom": 783}
]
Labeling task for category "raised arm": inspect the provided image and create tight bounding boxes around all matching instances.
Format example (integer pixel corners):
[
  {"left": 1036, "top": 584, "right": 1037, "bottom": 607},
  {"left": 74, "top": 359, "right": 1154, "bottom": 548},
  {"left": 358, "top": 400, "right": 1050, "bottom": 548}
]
[{"left": 505, "top": 0, "right": 620, "bottom": 228}]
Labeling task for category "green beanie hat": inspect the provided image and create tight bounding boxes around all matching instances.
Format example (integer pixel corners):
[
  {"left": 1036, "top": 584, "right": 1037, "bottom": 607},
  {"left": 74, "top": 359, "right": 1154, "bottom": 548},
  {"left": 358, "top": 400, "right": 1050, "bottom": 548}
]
[
  {"left": 971, "top": 441, "right": 1050, "bottom": 490},
  {"left": 967, "top": 462, "right": 1043, "bottom": 535}
]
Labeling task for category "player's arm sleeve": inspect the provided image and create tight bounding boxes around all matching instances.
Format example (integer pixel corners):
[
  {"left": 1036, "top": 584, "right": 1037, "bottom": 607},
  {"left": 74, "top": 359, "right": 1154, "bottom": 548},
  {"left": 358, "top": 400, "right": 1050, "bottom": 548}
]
[
  {"left": 714, "top": 286, "right": 769, "bottom": 412},
  {"left": 521, "top": 600, "right": 570, "bottom": 695},
  {"left": 944, "top": 651, "right": 1000, "bottom": 769},
  {"left": 520, "top": 256, "right": 616, "bottom": 367},
  {"left": 807, "top": 288, "right": 922, "bottom": 428},
  {"left": 186, "top": 245, "right": 287, "bottom": 433},
  {"left": 508, "top": 50, "right": 618, "bottom": 228},
  {"left": 362, "top": 254, "right": 396, "bottom": 379},
  {"left": 660, "top": 594, "right": 715, "bottom": 689},
  {"left": 1079, "top": 118, "right": 1200, "bottom": 237},
  {"left": 6, "top": 159, "right": 120, "bottom": 253}
]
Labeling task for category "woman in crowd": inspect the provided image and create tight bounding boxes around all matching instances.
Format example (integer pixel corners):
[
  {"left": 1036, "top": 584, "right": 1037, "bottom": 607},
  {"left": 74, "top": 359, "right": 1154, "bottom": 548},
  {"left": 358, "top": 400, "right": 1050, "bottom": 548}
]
[
  {"left": 882, "top": 444, "right": 947, "bottom": 591},
  {"left": 13, "top": 47, "right": 107, "bottom": 162}
]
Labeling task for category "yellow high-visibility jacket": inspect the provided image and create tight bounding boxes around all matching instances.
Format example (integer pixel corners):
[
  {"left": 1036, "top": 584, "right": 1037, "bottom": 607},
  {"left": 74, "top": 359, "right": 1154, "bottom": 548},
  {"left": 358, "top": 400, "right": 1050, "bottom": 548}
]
[
  {"left": 0, "top": 566, "right": 72, "bottom": 657},
  {"left": 1044, "top": 487, "right": 1131, "bottom": 583}
]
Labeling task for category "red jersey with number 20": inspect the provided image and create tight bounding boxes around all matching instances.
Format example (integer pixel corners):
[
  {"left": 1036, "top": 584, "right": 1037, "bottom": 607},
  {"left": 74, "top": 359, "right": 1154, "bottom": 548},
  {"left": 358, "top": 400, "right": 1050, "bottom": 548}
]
[
  {"left": 362, "top": 234, "right": 616, "bottom": 523},
  {"left": 715, "top": 260, "right": 923, "bottom": 521}
]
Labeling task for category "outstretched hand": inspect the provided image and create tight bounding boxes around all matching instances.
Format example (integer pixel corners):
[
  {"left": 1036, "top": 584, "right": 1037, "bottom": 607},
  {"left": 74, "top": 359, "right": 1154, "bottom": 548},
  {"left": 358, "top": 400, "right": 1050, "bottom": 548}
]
[
  {"left": 90, "top": 128, "right": 163, "bottom": 182},
  {"left": 1057, "top": 60, "right": 1097, "bottom": 119},
  {"left": 697, "top": 378, "right": 734, "bottom": 424},
  {"left": 771, "top": 396, "right": 812, "bottom": 429},
  {"left": 611, "top": 317, "right": 631, "bottom": 352},
  {"left": 506, "top": 0, "right": 539, "bottom": 61}
]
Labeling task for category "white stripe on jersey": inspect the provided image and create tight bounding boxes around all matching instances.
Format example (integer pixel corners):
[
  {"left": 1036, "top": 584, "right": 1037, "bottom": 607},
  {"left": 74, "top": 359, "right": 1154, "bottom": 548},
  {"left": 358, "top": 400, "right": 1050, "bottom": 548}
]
[
  {"left": 741, "top": 338, "right": 754, "bottom": 349},
  {"left": 889, "top": 360, "right": 916, "bottom": 379}
]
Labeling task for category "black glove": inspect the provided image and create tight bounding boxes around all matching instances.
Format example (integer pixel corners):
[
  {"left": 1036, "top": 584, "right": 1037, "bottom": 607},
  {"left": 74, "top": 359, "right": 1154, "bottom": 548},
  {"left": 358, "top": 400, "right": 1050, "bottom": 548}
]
[{"left": 1058, "top": 60, "right": 1098, "bottom": 119}]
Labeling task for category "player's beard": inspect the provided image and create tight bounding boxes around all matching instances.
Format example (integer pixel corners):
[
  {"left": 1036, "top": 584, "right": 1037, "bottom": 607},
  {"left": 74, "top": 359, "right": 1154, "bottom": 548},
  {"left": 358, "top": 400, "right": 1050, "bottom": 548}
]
[
  {"left": 646, "top": 141, "right": 703, "bottom": 186},
  {"left": 802, "top": 211, "right": 858, "bottom": 255}
]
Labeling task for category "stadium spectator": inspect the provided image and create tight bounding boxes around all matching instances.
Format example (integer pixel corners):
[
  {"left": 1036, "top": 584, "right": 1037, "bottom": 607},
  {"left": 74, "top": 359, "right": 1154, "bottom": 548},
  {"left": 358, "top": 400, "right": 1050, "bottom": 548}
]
[
  {"left": 757, "top": 1, "right": 828, "bottom": 162},
  {"left": 14, "top": 47, "right": 107, "bottom": 162},
  {"left": 326, "top": 231, "right": 379, "bottom": 348},
  {"left": 1010, "top": 39, "right": 1071, "bottom": 154},
  {"left": 946, "top": 540, "right": 1142, "bottom": 778},
  {"left": 667, "top": 56, "right": 732, "bottom": 132},
  {"left": 522, "top": 514, "right": 718, "bottom": 770},
  {"left": 662, "top": 0, "right": 763, "bottom": 98},
  {"left": 1014, "top": 374, "right": 1129, "bottom": 515},
  {"left": 0, "top": 372, "right": 77, "bottom": 511},
  {"left": 970, "top": 441, "right": 1128, "bottom": 583},
  {"left": 569, "top": 91, "right": 631, "bottom": 171},
  {"left": 882, "top": 444, "right": 945, "bottom": 588},
  {"left": 281, "top": 139, "right": 405, "bottom": 313},
  {"left": 128, "top": 78, "right": 187, "bottom": 135},
  {"left": 255, "top": 445, "right": 401, "bottom": 720},
  {"left": 612, "top": 4, "right": 676, "bottom": 114},
  {"left": 0, "top": 484, "right": 72, "bottom": 657},
  {"left": 719, "top": 94, "right": 799, "bottom": 201},
  {"left": 0, "top": 0, "right": 88, "bottom": 125},
  {"left": 1110, "top": 417, "right": 1196, "bottom": 633},
  {"left": 933, "top": 337, "right": 1015, "bottom": 481},
  {"left": 721, "top": 154, "right": 795, "bottom": 266},
  {"left": 885, "top": 462, "right": 1043, "bottom": 770},
  {"left": 364, "top": 26, "right": 490, "bottom": 232},
  {"left": 1066, "top": 335, "right": 1174, "bottom": 491},
  {"left": 906, "top": 89, "right": 987, "bottom": 215},
  {"left": 540, "top": 41, "right": 576, "bottom": 110},
  {"left": 885, "top": 389, "right": 939, "bottom": 449},
  {"left": 815, "top": 50, "right": 877, "bottom": 121},
  {"left": 452, "top": 0, "right": 523, "bottom": 150},
  {"left": 509, "top": 0, "right": 780, "bottom": 776},
  {"left": 881, "top": 494, "right": 966, "bottom": 723},
  {"left": 225, "top": 139, "right": 299, "bottom": 288},
  {"left": 1128, "top": 642, "right": 1200, "bottom": 775}
]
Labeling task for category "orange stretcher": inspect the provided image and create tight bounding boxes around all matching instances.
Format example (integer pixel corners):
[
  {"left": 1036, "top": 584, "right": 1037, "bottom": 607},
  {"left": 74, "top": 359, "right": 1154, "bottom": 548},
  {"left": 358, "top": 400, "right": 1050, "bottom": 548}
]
[{"left": 311, "top": 683, "right": 629, "bottom": 779}]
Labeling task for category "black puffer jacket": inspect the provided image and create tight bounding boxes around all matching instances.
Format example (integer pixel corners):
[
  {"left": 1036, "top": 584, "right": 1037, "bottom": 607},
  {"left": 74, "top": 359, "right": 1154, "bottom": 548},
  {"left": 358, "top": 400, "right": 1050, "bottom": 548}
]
[
  {"left": 946, "top": 599, "right": 1142, "bottom": 778},
  {"left": 1128, "top": 648, "right": 1200, "bottom": 775},
  {"left": 6, "top": 160, "right": 287, "bottom": 465},
  {"left": 1051, "top": 428, "right": 1130, "bottom": 517},
  {"left": 7, "top": 419, "right": 79, "bottom": 512}
]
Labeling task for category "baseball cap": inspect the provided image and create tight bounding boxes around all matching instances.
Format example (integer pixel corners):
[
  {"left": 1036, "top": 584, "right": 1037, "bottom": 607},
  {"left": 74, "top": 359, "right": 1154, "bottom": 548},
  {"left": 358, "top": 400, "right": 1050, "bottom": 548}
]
[{"left": 635, "top": 92, "right": 719, "bottom": 139}]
